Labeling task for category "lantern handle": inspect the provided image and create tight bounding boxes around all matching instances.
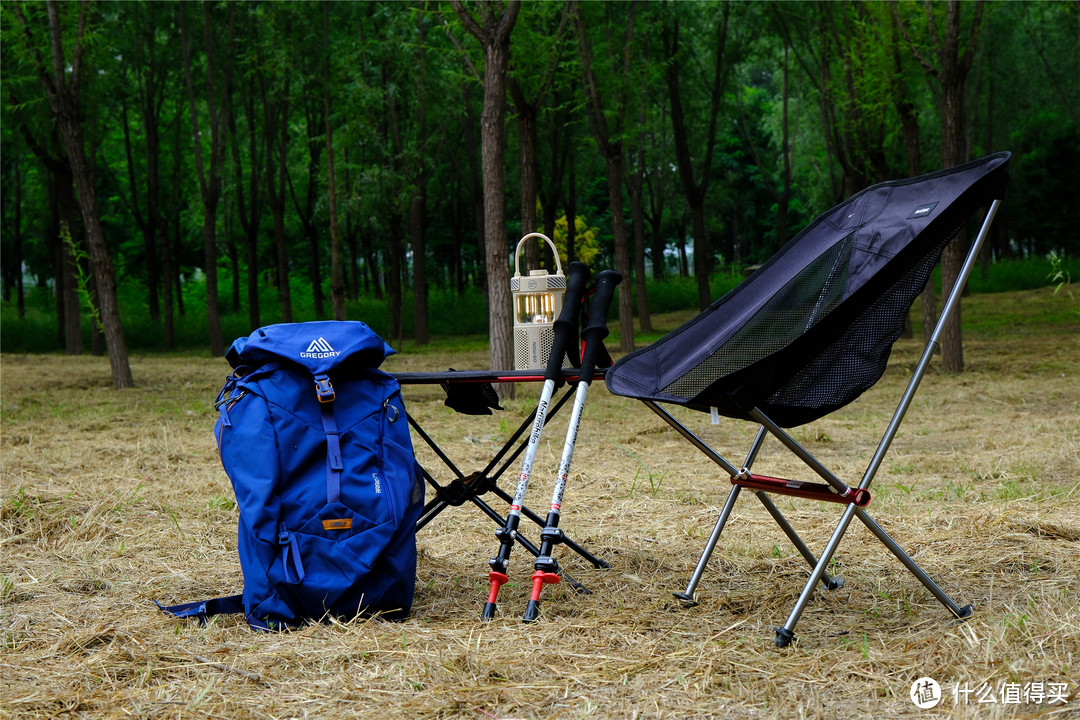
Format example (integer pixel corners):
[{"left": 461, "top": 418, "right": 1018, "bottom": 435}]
[{"left": 514, "top": 233, "right": 564, "bottom": 278}]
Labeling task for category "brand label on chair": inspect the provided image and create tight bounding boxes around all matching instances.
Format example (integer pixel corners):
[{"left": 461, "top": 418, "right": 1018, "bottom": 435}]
[{"left": 907, "top": 202, "right": 939, "bottom": 220}]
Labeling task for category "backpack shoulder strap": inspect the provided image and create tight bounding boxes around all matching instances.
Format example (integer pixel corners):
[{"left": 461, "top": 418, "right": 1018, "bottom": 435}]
[
  {"left": 315, "top": 373, "right": 344, "bottom": 505},
  {"left": 155, "top": 594, "right": 244, "bottom": 625}
]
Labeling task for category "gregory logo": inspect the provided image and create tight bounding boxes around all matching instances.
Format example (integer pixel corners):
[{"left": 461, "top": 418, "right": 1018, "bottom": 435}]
[{"left": 301, "top": 337, "right": 340, "bottom": 359}]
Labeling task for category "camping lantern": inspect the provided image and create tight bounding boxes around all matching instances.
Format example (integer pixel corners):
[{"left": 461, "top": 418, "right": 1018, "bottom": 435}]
[{"left": 512, "top": 233, "right": 566, "bottom": 370}]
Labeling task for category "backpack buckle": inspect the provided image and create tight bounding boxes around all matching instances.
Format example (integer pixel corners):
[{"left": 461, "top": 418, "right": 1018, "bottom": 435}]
[{"left": 314, "top": 376, "right": 335, "bottom": 403}]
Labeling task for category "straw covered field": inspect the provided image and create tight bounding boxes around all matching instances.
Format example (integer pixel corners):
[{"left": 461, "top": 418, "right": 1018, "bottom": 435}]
[{"left": 2, "top": 287, "right": 1077, "bottom": 719}]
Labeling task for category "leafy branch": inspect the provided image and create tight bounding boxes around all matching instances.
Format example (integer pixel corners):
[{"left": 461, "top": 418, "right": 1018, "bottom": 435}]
[{"left": 60, "top": 222, "right": 103, "bottom": 334}]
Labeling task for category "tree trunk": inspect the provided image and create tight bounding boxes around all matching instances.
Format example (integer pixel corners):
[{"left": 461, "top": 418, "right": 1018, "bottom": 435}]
[
  {"left": 274, "top": 110, "right": 297, "bottom": 325},
  {"left": 776, "top": 42, "right": 791, "bottom": 249},
  {"left": 677, "top": 209, "right": 689, "bottom": 277},
  {"left": 362, "top": 231, "right": 382, "bottom": 300},
  {"left": 409, "top": 18, "right": 434, "bottom": 343},
  {"left": 224, "top": 202, "right": 241, "bottom": 315},
  {"left": 161, "top": 111, "right": 184, "bottom": 345},
  {"left": 511, "top": 80, "right": 542, "bottom": 270},
  {"left": 180, "top": 1, "right": 231, "bottom": 357},
  {"left": 937, "top": 0, "right": 984, "bottom": 372},
  {"left": 287, "top": 100, "right": 324, "bottom": 323},
  {"left": 462, "top": 83, "right": 486, "bottom": 296},
  {"left": 228, "top": 92, "right": 260, "bottom": 330},
  {"left": 663, "top": 7, "right": 729, "bottom": 311},
  {"left": 15, "top": 120, "right": 80, "bottom": 350},
  {"left": 565, "top": 162, "right": 578, "bottom": 263},
  {"left": 388, "top": 212, "right": 404, "bottom": 347},
  {"left": 382, "top": 59, "right": 406, "bottom": 346},
  {"left": 10, "top": 159, "right": 26, "bottom": 318},
  {"left": 574, "top": 1, "right": 637, "bottom": 352},
  {"left": 650, "top": 216, "right": 666, "bottom": 281},
  {"left": 895, "top": 0, "right": 986, "bottom": 371},
  {"left": 688, "top": 200, "right": 710, "bottom": 310},
  {"left": 325, "top": 3, "right": 346, "bottom": 321},
  {"left": 643, "top": 125, "right": 668, "bottom": 281},
  {"left": 121, "top": 102, "right": 161, "bottom": 325},
  {"left": 158, "top": 208, "right": 175, "bottom": 351},
  {"left": 143, "top": 103, "right": 163, "bottom": 327},
  {"left": 539, "top": 103, "right": 568, "bottom": 245},
  {"left": 939, "top": 77, "right": 968, "bottom": 372},
  {"left": 26, "top": 1, "right": 133, "bottom": 387},
  {"left": 54, "top": 162, "right": 83, "bottom": 355},
  {"left": 451, "top": 0, "right": 521, "bottom": 376},
  {"left": 627, "top": 140, "right": 652, "bottom": 334},
  {"left": 410, "top": 191, "right": 429, "bottom": 344},
  {"left": 60, "top": 116, "right": 131, "bottom": 385}
]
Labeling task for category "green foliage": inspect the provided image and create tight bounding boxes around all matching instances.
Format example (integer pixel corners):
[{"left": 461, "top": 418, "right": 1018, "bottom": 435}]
[
  {"left": 966, "top": 255, "right": 1080, "bottom": 295},
  {"left": 1046, "top": 251, "right": 1071, "bottom": 294},
  {"left": 3, "top": 0, "right": 1079, "bottom": 358},
  {"left": 60, "top": 224, "right": 104, "bottom": 335},
  {"left": 641, "top": 272, "right": 744, "bottom": 316}
]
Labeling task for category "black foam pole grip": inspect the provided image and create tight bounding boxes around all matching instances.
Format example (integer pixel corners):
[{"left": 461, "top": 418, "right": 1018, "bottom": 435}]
[
  {"left": 545, "top": 262, "right": 591, "bottom": 380},
  {"left": 578, "top": 270, "right": 622, "bottom": 382}
]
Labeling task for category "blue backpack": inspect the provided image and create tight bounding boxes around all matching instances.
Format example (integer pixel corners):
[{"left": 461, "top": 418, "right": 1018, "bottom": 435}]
[{"left": 157, "top": 321, "right": 424, "bottom": 630}]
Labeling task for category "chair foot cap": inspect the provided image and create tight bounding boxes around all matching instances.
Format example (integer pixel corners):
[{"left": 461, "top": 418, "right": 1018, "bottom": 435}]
[
  {"left": 955, "top": 604, "right": 975, "bottom": 620},
  {"left": 672, "top": 591, "right": 698, "bottom": 607},
  {"left": 774, "top": 627, "right": 796, "bottom": 647},
  {"left": 826, "top": 576, "right": 845, "bottom": 591}
]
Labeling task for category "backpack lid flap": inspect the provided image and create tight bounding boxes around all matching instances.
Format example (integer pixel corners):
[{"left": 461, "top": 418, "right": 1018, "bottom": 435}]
[{"left": 227, "top": 321, "right": 395, "bottom": 374}]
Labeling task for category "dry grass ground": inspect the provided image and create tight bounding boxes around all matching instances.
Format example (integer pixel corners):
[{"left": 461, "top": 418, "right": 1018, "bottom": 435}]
[{"left": 2, "top": 287, "right": 1077, "bottom": 719}]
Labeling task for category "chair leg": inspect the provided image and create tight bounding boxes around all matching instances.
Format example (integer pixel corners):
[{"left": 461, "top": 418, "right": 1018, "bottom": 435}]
[
  {"left": 673, "top": 424, "right": 767, "bottom": 605},
  {"left": 854, "top": 507, "right": 973, "bottom": 620},
  {"left": 775, "top": 504, "right": 859, "bottom": 647},
  {"left": 754, "top": 491, "right": 844, "bottom": 591},
  {"left": 674, "top": 485, "right": 742, "bottom": 605},
  {"left": 773, "top": 504, "right": 974, "bottom": 648}
]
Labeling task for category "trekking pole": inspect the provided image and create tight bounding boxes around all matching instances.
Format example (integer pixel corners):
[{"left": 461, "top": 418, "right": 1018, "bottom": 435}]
[
  {"left": 523, "top": 269, "right": 621, "bottom": 623},
  {"left": 481, "top": 261, "right": 591, "bottom": 621}
]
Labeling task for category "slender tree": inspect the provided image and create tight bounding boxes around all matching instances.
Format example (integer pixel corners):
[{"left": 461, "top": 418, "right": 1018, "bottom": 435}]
[
  {"left": 13, "top": 0, "right": 133, "bottom": 387},
  {"left": 573, "top": 0, "right": 637, "bottom": 351},
  {"left": 406, "top": 8, "right": 451, "bottom": 345},
  {"left": 2, "top": 147, "right": 26, "bottom": 318},
  {"left": 663, "top": 3, "right": 731, "bottom": 310},
  {"left": 324, "top": 2, "right": 346, "bottom": 321},
  {"left": 450, "top": 0, "right": 521, "bottom": 374},
  {"left": 626, "top": 98, "right": 651, "bottom": 333},
  {"left": 508, "top": 3, "right": 569, "bottom": 271},
  {"left": 112, "top": 3, "right": 171, "bottom": 327},
  {"left": 225, "top": 7, "right": 264, "bottom": 332},
  {"left": 263, "top": 30, "right": 296, "bottom": 324},
  {"left": 6, "top": 108, "right": 83, "bottom": 353},
  {"left": 181, "top": 1, "right": 234, "bottom": 357},
  {"left": 895, "top": 0, "right": 987, "bottom": 372}
]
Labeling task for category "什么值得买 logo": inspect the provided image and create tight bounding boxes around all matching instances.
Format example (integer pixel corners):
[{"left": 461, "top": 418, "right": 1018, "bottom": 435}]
[{"left": 301, "top": 337, "right": 340, "bottom": 359}]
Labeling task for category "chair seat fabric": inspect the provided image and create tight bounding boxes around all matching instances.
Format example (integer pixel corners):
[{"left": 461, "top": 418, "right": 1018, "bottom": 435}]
[{"left": 606, "top": 153, "right": 1011, "bottom": 427}]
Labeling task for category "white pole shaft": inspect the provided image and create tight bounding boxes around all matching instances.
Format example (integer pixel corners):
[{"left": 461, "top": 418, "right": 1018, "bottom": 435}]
[
  {"left": 510, "top": 378, "right": 556, "bottom": 517},
  {"left": 548, "top": 381, "right": 590, "bottom": 512}
]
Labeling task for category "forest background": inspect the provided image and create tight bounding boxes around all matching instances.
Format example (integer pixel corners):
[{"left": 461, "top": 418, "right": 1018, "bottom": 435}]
[{"left": 2, "top": 0, "right": 1078, "bottom": 389}]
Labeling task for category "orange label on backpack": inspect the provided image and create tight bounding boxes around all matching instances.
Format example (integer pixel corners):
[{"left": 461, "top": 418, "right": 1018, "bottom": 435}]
[{"left": 322, "top": 518, "right": 352, "bottom": 531}]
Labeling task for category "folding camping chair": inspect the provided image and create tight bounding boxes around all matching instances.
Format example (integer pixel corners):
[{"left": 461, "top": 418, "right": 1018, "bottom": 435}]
[{"left": 605, "top": 152, "right": 1011, "bottom": 646}]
